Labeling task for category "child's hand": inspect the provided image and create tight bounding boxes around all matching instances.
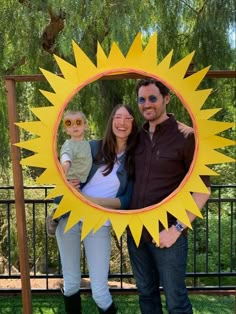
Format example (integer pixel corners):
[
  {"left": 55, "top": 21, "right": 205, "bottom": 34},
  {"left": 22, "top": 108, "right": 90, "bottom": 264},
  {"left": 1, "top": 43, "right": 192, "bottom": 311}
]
[{"left": 68, "top": 179, "right": 80, "bottom": 190}]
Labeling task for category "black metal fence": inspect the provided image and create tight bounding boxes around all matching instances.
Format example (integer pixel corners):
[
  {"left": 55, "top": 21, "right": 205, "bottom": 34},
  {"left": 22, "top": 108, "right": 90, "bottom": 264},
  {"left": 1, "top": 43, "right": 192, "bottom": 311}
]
[{"left": 0, "top": 185, "right": 235, "bottom": 293}]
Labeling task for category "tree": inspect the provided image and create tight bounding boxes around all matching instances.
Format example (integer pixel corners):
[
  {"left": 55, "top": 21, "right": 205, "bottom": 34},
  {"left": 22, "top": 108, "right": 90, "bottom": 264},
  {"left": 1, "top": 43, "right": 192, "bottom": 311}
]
[{"left": 0, "top": 0, "right": 235, "bottom": 182}]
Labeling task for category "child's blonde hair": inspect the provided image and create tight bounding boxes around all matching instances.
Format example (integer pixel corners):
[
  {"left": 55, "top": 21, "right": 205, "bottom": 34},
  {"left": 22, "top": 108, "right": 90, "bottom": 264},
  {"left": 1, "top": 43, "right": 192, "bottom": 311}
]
[{"left": 63, "top": 110, "right": 87, "bottom": 123}]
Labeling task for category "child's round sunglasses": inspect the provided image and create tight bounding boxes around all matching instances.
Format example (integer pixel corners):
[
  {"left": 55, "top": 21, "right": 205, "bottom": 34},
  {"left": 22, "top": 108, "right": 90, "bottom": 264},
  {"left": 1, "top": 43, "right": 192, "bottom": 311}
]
[{"left": 63, "top": 119, "right": 84, "bottom": 127}]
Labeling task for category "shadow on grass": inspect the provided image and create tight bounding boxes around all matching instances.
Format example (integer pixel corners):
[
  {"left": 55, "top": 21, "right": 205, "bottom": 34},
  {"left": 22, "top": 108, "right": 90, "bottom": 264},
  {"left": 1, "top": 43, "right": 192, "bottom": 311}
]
[{"left": 0, "top": 294, "right": 234, "bottom": 313}]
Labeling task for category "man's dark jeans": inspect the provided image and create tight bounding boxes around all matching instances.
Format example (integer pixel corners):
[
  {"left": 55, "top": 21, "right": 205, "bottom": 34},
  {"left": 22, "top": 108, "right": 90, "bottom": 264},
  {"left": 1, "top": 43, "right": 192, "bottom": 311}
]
[{"left": 127, "top": 234, "right": 193, "bottom": 314}]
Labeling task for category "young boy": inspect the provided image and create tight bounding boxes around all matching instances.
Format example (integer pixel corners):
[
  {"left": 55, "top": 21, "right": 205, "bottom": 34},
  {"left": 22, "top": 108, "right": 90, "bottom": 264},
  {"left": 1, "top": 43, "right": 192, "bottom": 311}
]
[{"left": 46, "top": 110, "right": 92, "bottom": 236}]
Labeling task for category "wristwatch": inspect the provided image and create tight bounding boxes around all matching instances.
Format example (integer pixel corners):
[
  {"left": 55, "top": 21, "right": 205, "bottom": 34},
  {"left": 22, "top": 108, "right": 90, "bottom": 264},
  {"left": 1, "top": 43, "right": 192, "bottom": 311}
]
[{"left": 174, "top": 222, "right": 184, "bottom": 233}]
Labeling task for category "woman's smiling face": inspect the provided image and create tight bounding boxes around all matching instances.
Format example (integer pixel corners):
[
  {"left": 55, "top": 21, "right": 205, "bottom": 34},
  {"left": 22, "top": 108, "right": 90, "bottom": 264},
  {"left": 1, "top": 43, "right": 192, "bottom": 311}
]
[{"left": 112, "top": 106, "right": 134, "bottom": 141}]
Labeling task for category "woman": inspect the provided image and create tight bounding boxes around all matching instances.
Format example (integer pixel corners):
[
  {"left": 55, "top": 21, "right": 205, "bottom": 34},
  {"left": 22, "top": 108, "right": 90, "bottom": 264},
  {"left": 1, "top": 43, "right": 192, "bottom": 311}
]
[{"left": 56, "top": 104, "right": 138, "bottom": 314}]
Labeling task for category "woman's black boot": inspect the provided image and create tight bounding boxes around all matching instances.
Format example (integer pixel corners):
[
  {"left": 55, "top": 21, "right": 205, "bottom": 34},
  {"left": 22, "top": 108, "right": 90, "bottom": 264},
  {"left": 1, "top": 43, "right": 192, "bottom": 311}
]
[
  {"left": 63, "top": 290, "right": 81, "bottom": 314},
  {"left": 97, "top": 302, "right": 118, "bottom": 313}
]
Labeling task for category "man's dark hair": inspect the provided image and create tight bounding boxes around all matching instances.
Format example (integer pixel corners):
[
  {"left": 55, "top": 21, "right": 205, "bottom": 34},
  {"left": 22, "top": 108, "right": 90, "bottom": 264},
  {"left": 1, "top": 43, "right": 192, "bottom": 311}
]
[{"left": 135, "top": 78, "right": 170, "bottom": 97}]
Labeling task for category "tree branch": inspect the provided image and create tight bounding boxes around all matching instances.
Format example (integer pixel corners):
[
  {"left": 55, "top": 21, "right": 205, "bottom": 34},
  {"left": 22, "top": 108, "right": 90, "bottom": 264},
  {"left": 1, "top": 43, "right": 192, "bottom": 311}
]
[
  {"left": 42, "top": 8, "right": 65, "bottom": 54},
  {"left": 5, "top": 56, "right": 26, "bottom": 75},
  {"left": 180, "top": 0, "right": 199, "bottom": 14}
]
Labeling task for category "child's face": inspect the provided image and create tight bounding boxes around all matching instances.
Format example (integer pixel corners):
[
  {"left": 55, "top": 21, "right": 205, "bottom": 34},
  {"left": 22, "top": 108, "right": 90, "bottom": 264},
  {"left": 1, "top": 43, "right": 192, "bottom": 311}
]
[{"left": 63, "top": 113, "right": 87, "bottom": 141}]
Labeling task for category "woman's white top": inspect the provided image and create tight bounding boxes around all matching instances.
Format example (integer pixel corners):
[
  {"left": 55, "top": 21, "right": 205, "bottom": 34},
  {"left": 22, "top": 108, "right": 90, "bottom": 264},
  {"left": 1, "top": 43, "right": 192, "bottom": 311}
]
[{"left": 82, "top": 158, "right": 121, "bottom": 227}]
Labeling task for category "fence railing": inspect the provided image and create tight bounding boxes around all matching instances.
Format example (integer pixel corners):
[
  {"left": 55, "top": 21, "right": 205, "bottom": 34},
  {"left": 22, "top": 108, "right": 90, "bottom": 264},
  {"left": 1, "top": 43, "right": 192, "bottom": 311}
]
[{"left": 0, "top": 184, "right": 235, "bottom": 293}]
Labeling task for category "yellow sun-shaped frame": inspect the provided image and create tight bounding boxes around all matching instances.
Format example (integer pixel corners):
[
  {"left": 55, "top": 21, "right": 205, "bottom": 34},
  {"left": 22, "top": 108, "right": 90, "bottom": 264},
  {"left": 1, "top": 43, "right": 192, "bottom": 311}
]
[{"left": 16, "top": 33, "right": 235, "bottom": 246}]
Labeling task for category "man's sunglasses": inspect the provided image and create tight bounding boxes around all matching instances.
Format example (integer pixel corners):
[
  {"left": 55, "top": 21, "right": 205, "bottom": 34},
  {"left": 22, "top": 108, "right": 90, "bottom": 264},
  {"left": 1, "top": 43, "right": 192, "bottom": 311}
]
[
  {"left": 138, "top": 95, "right": 158, "bottom": 105},
  {"left": 63, "top": 119, "right": 84, "bottom": 127}
]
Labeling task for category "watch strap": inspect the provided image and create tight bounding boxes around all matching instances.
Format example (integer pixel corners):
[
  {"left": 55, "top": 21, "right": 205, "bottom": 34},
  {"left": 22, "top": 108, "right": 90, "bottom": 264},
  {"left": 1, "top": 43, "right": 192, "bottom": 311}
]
[{"left": 174, "top": 222, "right": 184, "bottom": 233}]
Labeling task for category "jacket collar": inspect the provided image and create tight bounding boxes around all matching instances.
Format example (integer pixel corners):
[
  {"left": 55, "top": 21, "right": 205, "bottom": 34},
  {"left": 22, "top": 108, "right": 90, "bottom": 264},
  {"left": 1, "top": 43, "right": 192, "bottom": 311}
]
[{"left": 142, "top": 113, "right": 175, "bottom": 134}]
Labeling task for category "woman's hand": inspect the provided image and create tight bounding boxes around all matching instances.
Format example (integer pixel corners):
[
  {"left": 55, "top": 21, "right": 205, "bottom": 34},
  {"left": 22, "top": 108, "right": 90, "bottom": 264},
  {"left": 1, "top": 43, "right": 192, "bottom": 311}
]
[
  {"left": 79, "top": 192, "right": 121, "bottom": 209},
  {"left": 80, "top": 192, "right": 101, "bottom": 205}
]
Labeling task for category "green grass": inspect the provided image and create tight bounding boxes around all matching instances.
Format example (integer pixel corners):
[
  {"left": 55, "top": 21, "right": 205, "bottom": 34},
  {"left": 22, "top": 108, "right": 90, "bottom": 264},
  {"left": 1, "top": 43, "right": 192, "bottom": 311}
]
[{"left": 0, "top": 294, "right": 235, "bottom": 313}]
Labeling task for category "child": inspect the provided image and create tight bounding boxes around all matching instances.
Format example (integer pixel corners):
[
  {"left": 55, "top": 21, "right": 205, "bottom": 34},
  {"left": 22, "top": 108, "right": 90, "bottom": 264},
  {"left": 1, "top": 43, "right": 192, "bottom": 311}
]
[{"left": 46, "top": 110, "right": 92, "bottom": 236}]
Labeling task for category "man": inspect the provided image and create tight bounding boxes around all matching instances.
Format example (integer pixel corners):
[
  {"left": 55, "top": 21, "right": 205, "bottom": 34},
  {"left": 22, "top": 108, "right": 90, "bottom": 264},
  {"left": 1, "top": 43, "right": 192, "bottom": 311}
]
[{"left": 127, "top": 78, "right": 211, "bottom": 314}]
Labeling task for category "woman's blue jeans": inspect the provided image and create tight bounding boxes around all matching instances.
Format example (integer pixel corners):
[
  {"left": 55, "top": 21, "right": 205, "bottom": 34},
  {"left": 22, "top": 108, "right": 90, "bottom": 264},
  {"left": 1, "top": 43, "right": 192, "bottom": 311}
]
[
  {"left": 127, "top": 234, "right": 193, "bottom": 314},
  {"left": 56, "top": 217, "right": 113, "bottom": 310}
]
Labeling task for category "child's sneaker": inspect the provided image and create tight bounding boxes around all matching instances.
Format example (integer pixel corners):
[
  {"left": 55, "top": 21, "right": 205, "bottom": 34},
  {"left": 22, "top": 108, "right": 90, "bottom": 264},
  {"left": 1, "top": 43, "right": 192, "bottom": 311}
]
[{"left": 46, "top": 215, "right": 58, "bottom": 237}]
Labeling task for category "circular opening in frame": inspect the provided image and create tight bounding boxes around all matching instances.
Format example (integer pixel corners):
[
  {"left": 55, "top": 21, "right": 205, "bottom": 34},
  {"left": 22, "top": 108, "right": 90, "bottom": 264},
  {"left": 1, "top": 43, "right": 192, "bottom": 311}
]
[{"left": 53, "top": 69, "right": 198, "bottom": 214}]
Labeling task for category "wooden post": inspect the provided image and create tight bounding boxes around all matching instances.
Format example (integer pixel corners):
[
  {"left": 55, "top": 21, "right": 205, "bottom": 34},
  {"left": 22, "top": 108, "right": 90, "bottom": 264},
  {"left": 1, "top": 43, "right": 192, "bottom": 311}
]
[{"left": 5, "top": 79, "right": 32, "bottom": 314}]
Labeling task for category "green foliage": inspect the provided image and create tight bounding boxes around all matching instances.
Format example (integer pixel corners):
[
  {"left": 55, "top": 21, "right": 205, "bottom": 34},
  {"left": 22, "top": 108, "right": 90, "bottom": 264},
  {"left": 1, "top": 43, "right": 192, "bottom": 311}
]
[
  {"left": 0, "top": 184, "right": 235, "bottom": 291},
  {"left": 0, "top": 182, "right": 59, "bottom": 273},
  {"left": 187, "top": 202, "right": 236, "bottom": 287},
  {"left": 199, "top": 77, "right": 236, "bottom": 185},
  {"left": 0, "top": 0, "right": 235, "bottom": 183}
]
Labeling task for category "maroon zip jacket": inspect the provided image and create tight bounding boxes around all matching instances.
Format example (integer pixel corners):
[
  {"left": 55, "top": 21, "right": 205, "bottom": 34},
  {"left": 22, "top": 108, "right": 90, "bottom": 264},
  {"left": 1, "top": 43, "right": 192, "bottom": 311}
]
[{"left": 130, "top": 114, "right": 210, "bottom": 242}]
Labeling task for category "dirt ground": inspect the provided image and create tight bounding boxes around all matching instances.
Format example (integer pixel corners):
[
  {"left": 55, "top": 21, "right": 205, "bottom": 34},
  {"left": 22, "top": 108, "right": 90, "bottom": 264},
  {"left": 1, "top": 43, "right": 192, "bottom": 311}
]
[{"left": 0, "top": 277, "right": 136, "bottom": 290}]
